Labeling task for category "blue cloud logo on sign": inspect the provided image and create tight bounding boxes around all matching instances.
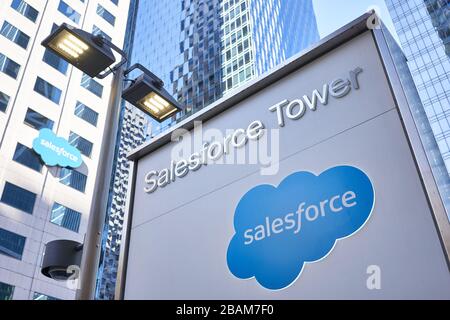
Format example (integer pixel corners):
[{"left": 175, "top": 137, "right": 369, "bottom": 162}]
[
  {"left": 32, "top": 129, "right": 83, "bottom": 168},
  {"left": 227, "top": 166, "right": 375, "bottom": 290}
]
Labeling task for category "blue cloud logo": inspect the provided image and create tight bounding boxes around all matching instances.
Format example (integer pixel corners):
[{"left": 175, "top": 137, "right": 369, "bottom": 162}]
[
  {"left": 227, "top": 166, "right": 374, "bottom": 290},
  {"left": 32, "top": 129, "right": 83, "bottom": 168}
]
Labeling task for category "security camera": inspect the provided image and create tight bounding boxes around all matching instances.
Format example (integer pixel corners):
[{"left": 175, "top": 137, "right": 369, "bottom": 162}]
[{"left": 41, "top": 240, "right": 83, "bottom": 281}]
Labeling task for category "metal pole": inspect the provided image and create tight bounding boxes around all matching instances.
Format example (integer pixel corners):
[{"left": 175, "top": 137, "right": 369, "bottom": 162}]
[{"left": 75, "top": 66, "right": 124, "bottom": 300}]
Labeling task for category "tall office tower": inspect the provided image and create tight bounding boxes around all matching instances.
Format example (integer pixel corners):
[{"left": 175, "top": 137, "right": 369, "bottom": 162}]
[
  {"left": 0, "top": 0, "right": 130, "bottom": 300},
  {"left": 386, "top": 0, "right": 450, "bottom": 173},
  {"left": 173, "top": 0, "right": 223, "bottom": 116},
  {"left": 425, "top": 0, "right": 450, "bottom": 55},
  {"left": 222, "top": 0, "right": 319, "bottom": 93},
  {"left": 96, "top": 0, "right": 319, "bottom": 299}
]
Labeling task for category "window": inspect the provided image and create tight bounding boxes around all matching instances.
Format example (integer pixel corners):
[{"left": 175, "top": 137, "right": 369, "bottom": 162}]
[
  {"left": 13, "top": 143, "right": 43, "bottom": 172},
  {"left": 81, "top": 74, "right": 103, "bottom": 98},
  {"left": 0, "top": 53, "right": 20, "bottom": 79},
  {"left": 0, "top": 227, "right": 26, "bottom": 260},
  {"left": 97, "top": 4, "right": 115, "bottom": 26},
  {"left": 69, "top": 132, "right": 93, "bottom": 157},
  {"left": 59, "top": 168, "right": 87, "bottom": 192},
  {"left": 0, "top": 21, "right": 30, "bottom": 49},
  {"left": 92, "top": 25, "right": 111, "bottom": 42},
  {"left": 0, "top": 91, "right": 9, "bottom": 112},
  {"left": 43, "top": 49, "right": 68, "bottom": 74},
  {"left": 74, "top": 102, "right": 98, "bottom": 126},
  {"left": 33, "top": 292, "right": 60, "bottom": 300},
  {"left": 1, "top": 182, "right": 36, "bottom": 214},
  {"left": 0, "top": 282, "right": 14, "bottom": 300},
  {"left": 50, "top": 203, "right": 81, "bottom": 232},
  {"left": 34, "top": 77, "right": 62, "bottom": 104},
  {"left": 11, "top": 0, "right": 39, "bottom": 23},
  {"left": 57, "top": 1, "right": 81, "bottom": 24},
  {"left": 24, "top": 108, "right": 54, "bottom": 130}
]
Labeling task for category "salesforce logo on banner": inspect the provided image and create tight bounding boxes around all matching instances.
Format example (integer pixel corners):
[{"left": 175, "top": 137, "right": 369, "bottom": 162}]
[
  {"left": 227, "top": 166, "right": 375, "bottom": 290},
  {"left": 33, "top": 129, "right": 83, "bottom": 168}
]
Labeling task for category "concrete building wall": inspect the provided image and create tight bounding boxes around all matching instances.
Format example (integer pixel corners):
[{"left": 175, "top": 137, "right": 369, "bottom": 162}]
[{"left": 0, "top": 0, "right": 130, "bottom": 300}]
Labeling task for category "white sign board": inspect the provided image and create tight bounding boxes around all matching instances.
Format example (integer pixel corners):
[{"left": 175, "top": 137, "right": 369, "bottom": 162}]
[{"left": 121, "top": 29, "right": 450, "bottom": 299}]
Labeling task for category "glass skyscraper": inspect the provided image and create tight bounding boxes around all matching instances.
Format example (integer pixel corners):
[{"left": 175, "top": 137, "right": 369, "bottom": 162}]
[
  {"left": 96, "top": 0, "right": 319, "bottom": 299},
  {"left": 221, "top": 0, "right": 320, "bottom": 97},
  {"left": 425, "top": 0, "right": 449, "bottom": 55},
  {"left": 386, "top": 0, "right": 450, "bottom": 172}
]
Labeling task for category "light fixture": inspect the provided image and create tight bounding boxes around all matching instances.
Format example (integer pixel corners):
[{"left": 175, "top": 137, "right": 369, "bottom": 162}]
[
  {"left": 43, "top": 26, "right": 183, "bottom": 120},
  {"left": 138, "top": 92, "right": 179, "bottom": 120},
  {"left": 122, "top": 64, "right": 183, "bottom": 122},
  {"left": 42, "top": 23, "right": 118, "bottom": 78}
]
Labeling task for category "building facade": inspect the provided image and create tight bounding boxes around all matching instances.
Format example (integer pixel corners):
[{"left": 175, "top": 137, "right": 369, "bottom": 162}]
[
  {"left": 0, "top": 0, "right": 130, "bottom": 300},
  {"left": 386, "top": 0, "right": 450, "bottom": 173},
  {"left": 250, "top": 0, "right": 319, "bottom": 76},
  {"left": 96, "top": 0, "right": 319, "bottom": 300},
  {"left": 425, "top": 0, "right": 450, "bottom": 55},
  {"left": 222, "top": 0, "right": 319, "bottom": 93}
]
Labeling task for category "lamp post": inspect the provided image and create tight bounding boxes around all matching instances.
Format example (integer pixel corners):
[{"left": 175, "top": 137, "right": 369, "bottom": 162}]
[{"left": 40, "top": 23, "right": 183, "bottom": 299}]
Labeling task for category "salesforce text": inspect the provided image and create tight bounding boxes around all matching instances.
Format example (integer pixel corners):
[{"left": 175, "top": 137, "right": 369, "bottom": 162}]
[
  {"left": 144, "top": 67, "right": 363, "bottom": 194},
  {"left": 244, "top": 191, "right": 357, "bottom": 245},
  {"left": 40, "top": 139, "right": 79, "bottom": 162}
]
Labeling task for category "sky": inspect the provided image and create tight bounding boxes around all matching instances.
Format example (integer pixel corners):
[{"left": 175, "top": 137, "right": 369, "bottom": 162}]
[{"left": 313, "top": 0, "right": 400, "bottom": 43}]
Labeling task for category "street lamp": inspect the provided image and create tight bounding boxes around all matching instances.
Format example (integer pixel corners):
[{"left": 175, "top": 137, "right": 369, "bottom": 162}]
[
  {"left": 41, "top": 23, "right": 124, "bottom": 79},
  {"left": 42, "top": 24, "right": 182, "bottom": 122},
  {"left": 40, "top": 24, "right": 184, "bottom": 300},
  {"left": 122, "top": 64, "right": 183, "bottom": 122}
]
